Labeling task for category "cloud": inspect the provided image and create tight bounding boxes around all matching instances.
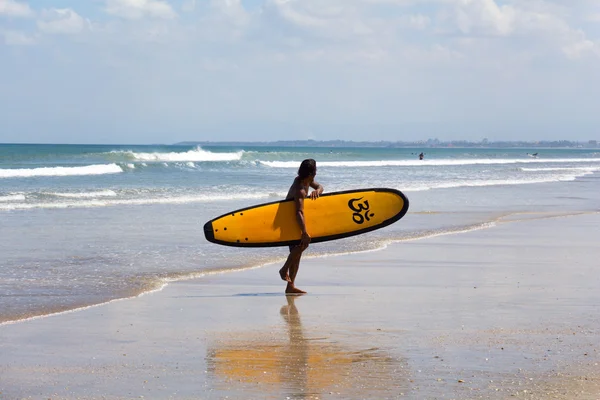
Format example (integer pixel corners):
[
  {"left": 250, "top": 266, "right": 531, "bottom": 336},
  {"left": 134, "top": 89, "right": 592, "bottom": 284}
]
[
  {"left": 1, "top": 0, "right": 600, "bottom": 144},
  {"left": 445, "top": 0, "right": 517, "bottom": 36},
  {"left": 586, "top": 13, "right": 600, "bottom": 22},
  {"left": 105, "top": 0, "right": 177, "bottom": 19},
  {"left": 0, "top": 0, "right": 33, "bottom": 17},
  {"left": 2, "top": 29, "right": 36, "bottom": 45},
  {"left": 406, "top": 14, "right": 430, "bottom": 30},
  {"left": 37, "top": 9, "right": 89, "bottom": 35},
  {"left": 561, "top": 29, "right": 597, "bottom": 59},
  {"left": 210, "top": 0, "right": 250, "bottom": 26},
  {"left": 182, "top": 0, "right": 196, "bottom": 13},
  {"left": 429, "top": 0, "right": 598, "bottom": 60},
  {"left": 261, "top": 1, "right": 370, "bottom": 36}
]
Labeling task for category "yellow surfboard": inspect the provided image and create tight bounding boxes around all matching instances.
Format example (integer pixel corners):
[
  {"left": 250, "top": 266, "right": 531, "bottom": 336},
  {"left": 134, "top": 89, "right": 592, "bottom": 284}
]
[{"left": 203, "top": 188, "right": 409, "bottom": 247}]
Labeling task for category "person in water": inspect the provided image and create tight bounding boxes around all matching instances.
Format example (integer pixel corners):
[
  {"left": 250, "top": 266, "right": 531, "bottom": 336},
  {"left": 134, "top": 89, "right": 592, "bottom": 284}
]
[{"left": 278, "top": 159, "right": 324, "bottom": 294}]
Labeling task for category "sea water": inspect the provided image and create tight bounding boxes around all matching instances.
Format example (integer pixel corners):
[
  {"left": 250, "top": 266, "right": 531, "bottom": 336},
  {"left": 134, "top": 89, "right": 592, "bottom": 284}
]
[{"left": 1, "top": 144, "right": 599, "bottom": 323}]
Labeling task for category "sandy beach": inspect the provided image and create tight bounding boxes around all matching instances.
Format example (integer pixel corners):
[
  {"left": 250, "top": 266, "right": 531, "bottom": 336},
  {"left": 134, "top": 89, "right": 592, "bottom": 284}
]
[{"left": 1, "top": 212, "right": 599, "bottom": 399}]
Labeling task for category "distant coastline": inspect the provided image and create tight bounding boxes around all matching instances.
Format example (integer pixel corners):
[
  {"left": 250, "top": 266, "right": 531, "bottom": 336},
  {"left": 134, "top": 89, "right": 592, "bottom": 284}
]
[
  {"left": 2, "top": 140, "right": 598, "bottom": 148},
  {"left": 175, "top": 139, "right": 599, "bottom": 149}
]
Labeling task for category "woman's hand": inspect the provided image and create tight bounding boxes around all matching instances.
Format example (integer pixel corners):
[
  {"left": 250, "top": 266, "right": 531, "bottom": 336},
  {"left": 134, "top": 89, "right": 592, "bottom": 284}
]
[
  {"left": 300, "top": 231, "right": 311, "bottom": 249},
  {"left": 310, "top": 189, "right": 322, "bottom": 200}
]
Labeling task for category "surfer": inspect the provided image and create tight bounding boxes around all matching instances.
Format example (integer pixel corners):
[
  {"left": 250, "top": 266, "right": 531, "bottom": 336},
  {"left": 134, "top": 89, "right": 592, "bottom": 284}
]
[
  {"left": 278, "top": 158, "right": 324, "bottom": 294},
  {"left": 419, "top": 152, "right": 424, "bottom": 160}
]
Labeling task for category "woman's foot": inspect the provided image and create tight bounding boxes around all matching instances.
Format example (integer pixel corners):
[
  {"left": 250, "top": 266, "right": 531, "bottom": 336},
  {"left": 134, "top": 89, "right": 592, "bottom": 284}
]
[
  {"left": 279, "top": 267, "right": 291, "bottom": 282},
  {"left": 285, "top": 283, "right": 306, "bottom": 295}
]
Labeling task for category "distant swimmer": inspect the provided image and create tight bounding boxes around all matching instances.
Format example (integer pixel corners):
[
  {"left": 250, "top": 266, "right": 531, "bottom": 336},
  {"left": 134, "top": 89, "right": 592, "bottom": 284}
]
[
  {"left": 527, "top": 152, "right": 539, "bottom": 158},
  {"left": 419, "top": 152, "right": 424, "bottom": 160}
]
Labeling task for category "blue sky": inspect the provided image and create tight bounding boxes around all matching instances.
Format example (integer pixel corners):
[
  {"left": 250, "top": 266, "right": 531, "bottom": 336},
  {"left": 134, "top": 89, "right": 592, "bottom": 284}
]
[{"left": 1, "top": 0, "right": 599, "bottom": 144}]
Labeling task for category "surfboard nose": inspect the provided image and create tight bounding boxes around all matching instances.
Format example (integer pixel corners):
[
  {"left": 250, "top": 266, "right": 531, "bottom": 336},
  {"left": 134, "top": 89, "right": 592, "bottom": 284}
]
[{"left": 203, "top": 221, "right": 215, "bottom": 243}]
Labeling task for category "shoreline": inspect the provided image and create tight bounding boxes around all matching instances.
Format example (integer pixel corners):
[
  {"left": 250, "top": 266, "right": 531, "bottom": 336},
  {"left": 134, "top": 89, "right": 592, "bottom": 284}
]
[
  {"left": 2, "top": 209, "right": 596, "bottom": 327},
  {"left": 2, "top": 212, "right": 599, "bottom": 398}
]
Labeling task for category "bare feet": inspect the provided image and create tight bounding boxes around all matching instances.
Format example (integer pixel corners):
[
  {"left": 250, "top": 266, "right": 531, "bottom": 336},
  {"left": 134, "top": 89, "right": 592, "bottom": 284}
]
[
  {"left": 285, "top": 283, "right": 306, "bottom": 295},
  {"left": 279, "top": 267, "right": 291, "bottom": 282}
]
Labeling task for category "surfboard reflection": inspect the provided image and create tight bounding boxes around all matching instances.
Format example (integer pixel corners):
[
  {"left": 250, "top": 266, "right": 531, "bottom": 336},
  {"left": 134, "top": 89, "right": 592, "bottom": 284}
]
[{"left": 206, "top": 296, "right": 406, "bottom": 398}]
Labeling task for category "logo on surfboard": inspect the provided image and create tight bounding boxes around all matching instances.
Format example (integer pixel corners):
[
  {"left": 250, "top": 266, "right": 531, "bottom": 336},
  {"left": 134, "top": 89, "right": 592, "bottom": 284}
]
[{"left": 348, "top": 197, "right": 375, "bottom": 224}]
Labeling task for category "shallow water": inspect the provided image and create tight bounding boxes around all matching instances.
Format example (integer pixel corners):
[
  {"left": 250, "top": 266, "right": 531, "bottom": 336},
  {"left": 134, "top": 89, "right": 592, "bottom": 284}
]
[{"left": 1, "top": 144, "right": 599, "bottom": 323}]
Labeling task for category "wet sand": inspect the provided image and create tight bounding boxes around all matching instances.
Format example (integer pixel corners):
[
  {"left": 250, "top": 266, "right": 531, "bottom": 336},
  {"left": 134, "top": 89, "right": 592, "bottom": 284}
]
[{"left": 1, "top": 213, "right": 599, "bottom": 399}]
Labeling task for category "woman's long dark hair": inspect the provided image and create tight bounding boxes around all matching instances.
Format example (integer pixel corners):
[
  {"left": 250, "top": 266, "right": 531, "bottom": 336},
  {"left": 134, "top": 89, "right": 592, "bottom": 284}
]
[{"left": 298, "top": 159, "right": 316, "bottom": 179}]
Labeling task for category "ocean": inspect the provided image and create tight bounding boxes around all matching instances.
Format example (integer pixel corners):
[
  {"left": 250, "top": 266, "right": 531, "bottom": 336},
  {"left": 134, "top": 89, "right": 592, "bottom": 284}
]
[{"left": 1, "top": 143, "right": 599, "bottom": 324}]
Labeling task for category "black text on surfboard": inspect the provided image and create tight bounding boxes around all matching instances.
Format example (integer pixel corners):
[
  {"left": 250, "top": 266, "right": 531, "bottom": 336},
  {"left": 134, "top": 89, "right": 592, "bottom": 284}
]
[{"left": 348, "top": 197, "right": 374, "bottom": 224}]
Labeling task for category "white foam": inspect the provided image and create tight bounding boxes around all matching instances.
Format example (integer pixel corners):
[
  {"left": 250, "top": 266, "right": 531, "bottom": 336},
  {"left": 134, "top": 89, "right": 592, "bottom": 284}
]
[
  {"left": 114, "top": 147, "right": 243, "bottom": 162},
  {"left": 0, "top": 194, "right": 25, "bottom": 202},
  {"left": 404, "top": 175, "right": 585, "bottom": 192},
  {"left": 259, "top": 158, "right": 600, "bottom": 168},
  {"left": 48, "top": 190, "right": 118, "bottom": 198},
  {"left": 0, "top": 192, "right": 284, "bottom": 211},
  {"left": 520, "top": 167, "right": 600, "bottom": 172},
  {"left": 0, "top": 164, "right": 123, "bottom": 179}
]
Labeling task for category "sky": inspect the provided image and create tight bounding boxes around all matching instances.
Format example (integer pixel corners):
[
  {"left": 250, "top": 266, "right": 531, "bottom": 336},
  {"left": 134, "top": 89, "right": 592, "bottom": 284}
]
[{"left": 1, "top": 0, "right": 599, "bottom": 144}]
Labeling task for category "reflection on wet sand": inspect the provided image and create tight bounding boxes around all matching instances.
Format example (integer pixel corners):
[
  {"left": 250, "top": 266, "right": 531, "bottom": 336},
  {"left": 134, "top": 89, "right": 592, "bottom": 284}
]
[{"left": 207, "top": 296, "right": 408, "bottom": 399}]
